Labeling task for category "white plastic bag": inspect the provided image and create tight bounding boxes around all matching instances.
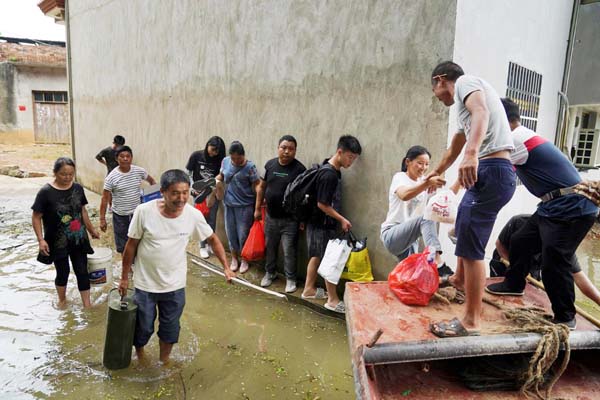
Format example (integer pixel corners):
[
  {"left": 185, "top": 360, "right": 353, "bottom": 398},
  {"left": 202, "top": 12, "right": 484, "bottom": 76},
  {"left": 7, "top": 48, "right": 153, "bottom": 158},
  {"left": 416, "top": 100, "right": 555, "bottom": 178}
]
[
  {"left": 424, "top": 189, "right": 457, "bottom": 224},
  {"left": 317, "top": 237, "right": 352, "bottom": 285}
]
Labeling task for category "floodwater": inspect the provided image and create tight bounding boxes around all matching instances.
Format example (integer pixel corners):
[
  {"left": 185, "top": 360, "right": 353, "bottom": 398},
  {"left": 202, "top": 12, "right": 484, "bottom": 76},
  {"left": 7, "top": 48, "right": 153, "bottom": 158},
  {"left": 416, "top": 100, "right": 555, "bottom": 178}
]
[
  {"left": 1, "top": 177, "right": 599, "bottom": 400},
  {"left": 0, "top": 191, "right": 353, "bottom": 400}
]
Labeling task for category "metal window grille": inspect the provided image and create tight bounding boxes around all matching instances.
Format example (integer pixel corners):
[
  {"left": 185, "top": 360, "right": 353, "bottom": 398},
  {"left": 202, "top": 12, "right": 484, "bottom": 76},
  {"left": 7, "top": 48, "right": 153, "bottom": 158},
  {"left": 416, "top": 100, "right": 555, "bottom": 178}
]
[
  {"left": 32, "top": 91, "right": 68, "bottom": 104},
  {"left": 506, "top": 62, "right": 542, "bottom": 131}
]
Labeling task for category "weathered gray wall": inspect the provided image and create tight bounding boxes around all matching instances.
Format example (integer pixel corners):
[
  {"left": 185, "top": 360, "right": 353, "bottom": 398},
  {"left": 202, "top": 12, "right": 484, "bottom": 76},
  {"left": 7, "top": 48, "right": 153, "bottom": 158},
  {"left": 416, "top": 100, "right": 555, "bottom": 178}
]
[
  {"left": 0, "top": 63, "right": 17, "bottom": 131},
  {"left": 14, "top": 66, "right": 68, "bottom": 136},
  {"left": 0, "top": 63, "right": 67, "bottom": 142},
  {"left": 567, "top": 2, "right": 600, "bottom": 106},
  {"left": 68, "top": 0, "right": 456, "bottom": 279}
]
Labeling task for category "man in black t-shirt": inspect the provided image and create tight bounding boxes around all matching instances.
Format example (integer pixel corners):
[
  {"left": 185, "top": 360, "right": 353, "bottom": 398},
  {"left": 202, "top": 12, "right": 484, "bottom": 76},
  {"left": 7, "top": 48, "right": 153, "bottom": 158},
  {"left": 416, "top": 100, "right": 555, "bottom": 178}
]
[
  {"left": 96, "top": 134, "right": 125, "bottom": 175},
  {"left": 300, "top": 135, "right": 362, "bottom": 314},
  {"left": 255, "top": 135, "right": 306, "bottom": 292}
]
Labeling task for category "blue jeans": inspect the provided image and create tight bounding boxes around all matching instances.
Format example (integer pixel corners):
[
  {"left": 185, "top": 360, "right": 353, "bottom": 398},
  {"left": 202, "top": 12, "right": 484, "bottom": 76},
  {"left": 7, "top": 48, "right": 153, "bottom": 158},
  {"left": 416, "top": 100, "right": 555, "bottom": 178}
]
[
  {"left": 380, "top": 216, "right": 441, "bottom": 261},
  {"left": 264, "top": 215, "right": 299, "bottom": 280},
  {"left": 223, "top": 204, "right": 254, "bottom": 253},
  {"left": 201, "top": 201, "right": 219, "bottom": 248},
  {"left": 133, "top": 288, "right": 186, "bottom": 347}
]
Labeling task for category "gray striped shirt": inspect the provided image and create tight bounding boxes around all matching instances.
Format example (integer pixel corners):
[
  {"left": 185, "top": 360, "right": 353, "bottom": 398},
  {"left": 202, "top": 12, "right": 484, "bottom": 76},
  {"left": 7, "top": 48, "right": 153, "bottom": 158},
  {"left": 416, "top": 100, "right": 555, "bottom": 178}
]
[{"left": 104, "top": 165, "right": 148, "bottom": 216}]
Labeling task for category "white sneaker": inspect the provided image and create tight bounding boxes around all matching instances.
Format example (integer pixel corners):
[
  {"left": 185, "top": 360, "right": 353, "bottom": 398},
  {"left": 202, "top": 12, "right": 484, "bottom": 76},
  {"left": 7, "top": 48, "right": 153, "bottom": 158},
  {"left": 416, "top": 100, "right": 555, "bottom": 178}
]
[
  {"left": 207, "top": 244, "right": 214, "bottom": 255},
  {"left": 239, "top": 260, "right": 249, "bottom": 274},
  {"left": 199, "top": 247, "right": 209, "bottom": 259},
  {"left": 260, "top": 272, "right": 277, "bottom": 287},
  {"left": 230, "top": 258, "right": 239, "bottom": 272},
  {"left": 285, "top": 279, "right": 297, "bottom": 293}
]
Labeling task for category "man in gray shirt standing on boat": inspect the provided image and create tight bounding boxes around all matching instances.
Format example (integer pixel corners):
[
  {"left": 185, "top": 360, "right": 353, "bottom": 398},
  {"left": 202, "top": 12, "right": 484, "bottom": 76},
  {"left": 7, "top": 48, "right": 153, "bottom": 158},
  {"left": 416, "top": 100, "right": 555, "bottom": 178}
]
[{"left": 427, "top": 61, "right": 516, "bottom": 337}]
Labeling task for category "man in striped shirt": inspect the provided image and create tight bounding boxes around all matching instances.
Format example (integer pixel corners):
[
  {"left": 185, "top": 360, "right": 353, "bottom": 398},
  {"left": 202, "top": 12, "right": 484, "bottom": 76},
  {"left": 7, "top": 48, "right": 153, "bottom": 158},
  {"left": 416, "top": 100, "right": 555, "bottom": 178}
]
[{"left": 100, "top": 146, "right": 156, "bottom": 253}]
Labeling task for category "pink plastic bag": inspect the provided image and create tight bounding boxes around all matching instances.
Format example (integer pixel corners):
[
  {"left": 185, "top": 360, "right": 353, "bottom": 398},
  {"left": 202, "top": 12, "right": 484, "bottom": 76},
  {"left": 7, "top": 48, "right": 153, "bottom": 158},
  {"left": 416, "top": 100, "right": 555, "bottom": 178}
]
[{"left": 388, "top": 247, "right": 439, "bottom": 306}]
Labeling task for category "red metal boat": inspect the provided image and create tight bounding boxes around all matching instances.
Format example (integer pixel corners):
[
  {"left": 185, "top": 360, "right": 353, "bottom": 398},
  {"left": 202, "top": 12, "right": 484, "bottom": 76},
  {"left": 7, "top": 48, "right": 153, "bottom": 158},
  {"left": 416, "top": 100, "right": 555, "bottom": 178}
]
[{"left": 345, "top": 279, "right": 600, "bottom": 399}]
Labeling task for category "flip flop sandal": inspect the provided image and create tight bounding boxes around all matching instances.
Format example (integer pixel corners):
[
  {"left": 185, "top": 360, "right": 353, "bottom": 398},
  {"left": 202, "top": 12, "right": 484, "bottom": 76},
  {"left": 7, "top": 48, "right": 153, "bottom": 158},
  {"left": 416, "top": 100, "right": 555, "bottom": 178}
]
[
  {"left": 301, "top": 287, "right": 327, "bottom": 299},
  {"left": 430, "top": 317, "right": 480, "bottom": 338},
  {"left": 192, "top": 178, "right": 217, "bottom": 192},
  {"left": 324, "top": 301, "right": 346, "bottom": 314},
  {"left": 194, "top": 187, "right": 213, "bottom": 204}
]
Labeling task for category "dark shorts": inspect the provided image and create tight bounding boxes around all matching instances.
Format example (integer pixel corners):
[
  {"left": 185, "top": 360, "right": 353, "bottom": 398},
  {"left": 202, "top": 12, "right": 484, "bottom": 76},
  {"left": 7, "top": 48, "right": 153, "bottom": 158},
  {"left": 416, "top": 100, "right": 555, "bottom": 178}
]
[
  {"left": 112, "top": 212, "right": 133, "bottom": 253},
  {"left": 133, "top": 288, "right": 186, "bottom": 347},
  {"left": 306, "top": 224, "right": 336, "bottom": 259},
  {"left": 455, "top": 158, "right": 516, "bottom": 260}
]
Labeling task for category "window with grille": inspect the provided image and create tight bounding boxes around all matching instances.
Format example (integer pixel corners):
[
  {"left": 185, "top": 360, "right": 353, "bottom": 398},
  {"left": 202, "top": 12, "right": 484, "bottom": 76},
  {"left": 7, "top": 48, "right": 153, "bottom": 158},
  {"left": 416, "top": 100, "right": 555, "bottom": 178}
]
[
  {"left": 506, "top": 62, "right": 542, "bottom": 131},
  {"left": 33, "top": 91, "right": 68, "bottom": 103}
]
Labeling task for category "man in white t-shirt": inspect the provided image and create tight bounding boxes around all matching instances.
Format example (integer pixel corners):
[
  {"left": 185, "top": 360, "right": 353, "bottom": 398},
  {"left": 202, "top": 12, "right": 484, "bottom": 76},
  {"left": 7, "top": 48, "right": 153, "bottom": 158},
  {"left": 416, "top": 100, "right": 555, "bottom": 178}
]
[
  {"left": 100, "top": 145, "right": 156, "bottom": 253},
  {"left": 118, "top": 169, "right": 235, "bottom": 365}
]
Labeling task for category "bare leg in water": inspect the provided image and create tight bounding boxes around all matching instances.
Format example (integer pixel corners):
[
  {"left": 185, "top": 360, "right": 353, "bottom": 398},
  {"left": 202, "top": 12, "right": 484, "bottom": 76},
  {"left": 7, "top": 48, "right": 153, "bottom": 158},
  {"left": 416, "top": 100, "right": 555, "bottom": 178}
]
[{"left": 56, "top": 285, "right": 67, "bottom": 308}]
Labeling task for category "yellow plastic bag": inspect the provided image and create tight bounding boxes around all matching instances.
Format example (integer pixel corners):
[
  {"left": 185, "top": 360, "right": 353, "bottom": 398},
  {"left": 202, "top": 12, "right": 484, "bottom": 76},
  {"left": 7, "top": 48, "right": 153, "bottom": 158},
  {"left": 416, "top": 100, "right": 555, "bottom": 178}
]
[{"left": 341, "top": 238, "right": 374, "bottom": 282}]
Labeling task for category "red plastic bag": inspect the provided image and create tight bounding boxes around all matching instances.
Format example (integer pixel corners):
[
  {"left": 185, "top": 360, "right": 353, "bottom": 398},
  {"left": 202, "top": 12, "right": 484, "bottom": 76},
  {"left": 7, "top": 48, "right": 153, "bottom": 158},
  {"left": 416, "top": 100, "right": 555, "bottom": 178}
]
[
  {"left": 194, "top": 200, "right": 210, "bottom": 217},
  {"left": 388, "top": 247, "right": 439, "bottom": 306},
  {"left": 241, "top": 221, "right": 265, "bottom": 261}
]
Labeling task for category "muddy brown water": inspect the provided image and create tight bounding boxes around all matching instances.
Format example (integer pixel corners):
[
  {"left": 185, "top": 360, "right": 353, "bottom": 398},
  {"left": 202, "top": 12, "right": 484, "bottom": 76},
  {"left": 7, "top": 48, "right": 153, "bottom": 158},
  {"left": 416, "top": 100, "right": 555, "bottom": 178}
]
[{"left": 0, "top": 191, "right": 353, "bottom": 400}]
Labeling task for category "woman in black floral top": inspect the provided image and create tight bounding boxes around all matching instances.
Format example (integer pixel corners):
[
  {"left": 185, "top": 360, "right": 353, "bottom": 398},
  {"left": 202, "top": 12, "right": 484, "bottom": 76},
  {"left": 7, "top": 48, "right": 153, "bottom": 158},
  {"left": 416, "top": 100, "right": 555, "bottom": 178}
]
[{"left": 32, "top": 157, "right": 100, "bottom": 308}]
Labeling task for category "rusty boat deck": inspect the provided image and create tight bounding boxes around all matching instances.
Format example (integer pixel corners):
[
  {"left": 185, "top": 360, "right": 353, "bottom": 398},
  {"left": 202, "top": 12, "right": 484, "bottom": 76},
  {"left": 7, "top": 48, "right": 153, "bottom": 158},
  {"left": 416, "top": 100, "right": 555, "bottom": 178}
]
[{"left": 345, "top": 279, "right": 600, "bottom": 399}]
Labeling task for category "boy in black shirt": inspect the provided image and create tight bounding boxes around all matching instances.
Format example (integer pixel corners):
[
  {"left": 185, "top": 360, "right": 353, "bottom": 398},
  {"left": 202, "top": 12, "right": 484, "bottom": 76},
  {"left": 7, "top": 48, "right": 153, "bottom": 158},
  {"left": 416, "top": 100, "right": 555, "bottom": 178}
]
[
  {"left": 95, "top": 134, "right": 125, "bottom": 175},
  {"left": 300, "top": 135, "right": 362, "bottom": 314},
  {"left": 255, "top": 135, "right": 306, "bottom": 292}
]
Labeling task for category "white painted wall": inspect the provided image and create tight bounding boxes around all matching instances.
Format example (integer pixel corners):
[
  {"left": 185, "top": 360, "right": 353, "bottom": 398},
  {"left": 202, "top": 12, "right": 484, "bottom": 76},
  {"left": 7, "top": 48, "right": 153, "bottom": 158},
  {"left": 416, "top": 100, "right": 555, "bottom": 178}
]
[
  {"left": 14, "top": 65, "right": 67, "bottom": 131},
  {"left": 438, "top": 0, "right": 574, "bottom": 263}
]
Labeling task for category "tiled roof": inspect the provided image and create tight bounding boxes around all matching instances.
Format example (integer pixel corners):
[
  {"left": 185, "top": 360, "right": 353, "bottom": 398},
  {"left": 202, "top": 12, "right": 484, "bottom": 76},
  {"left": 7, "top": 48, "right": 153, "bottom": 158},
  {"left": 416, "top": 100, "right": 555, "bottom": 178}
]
[{"left": 0, "top": 41, "right": 66, "bottom": 67}]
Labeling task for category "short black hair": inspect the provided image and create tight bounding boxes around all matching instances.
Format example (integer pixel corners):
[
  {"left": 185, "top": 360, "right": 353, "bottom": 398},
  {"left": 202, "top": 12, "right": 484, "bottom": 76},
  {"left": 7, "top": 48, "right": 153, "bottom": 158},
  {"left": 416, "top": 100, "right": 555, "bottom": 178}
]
[
  {"left": 229, "top": 141, "right": 245, "bottom": 156},
  {"left": 160, "top": 169, "right": 190, "bottom": 191},
  {"left": 401, "top": 146, "right": 431, "bottom": 172},
  {"left": 501, "top": 97, "right": 521, "bottom": 123},
  {"left": 53, "top": 157, "right": 76, "bottom": 174},
  {"left": 337, "top": 135, "right": 362, "bottom": 155},
  {"left": 116, "top": 145, "right": 133, "bottom": 156},
  {"left": 278, "top": 135, "right": 297, "bottom": 147},
  {"left": 431, "top": 61, "right": 465, "bottom": 85},
  {"left": 113, "top": 135, "right": 125, "bottom": 145}
]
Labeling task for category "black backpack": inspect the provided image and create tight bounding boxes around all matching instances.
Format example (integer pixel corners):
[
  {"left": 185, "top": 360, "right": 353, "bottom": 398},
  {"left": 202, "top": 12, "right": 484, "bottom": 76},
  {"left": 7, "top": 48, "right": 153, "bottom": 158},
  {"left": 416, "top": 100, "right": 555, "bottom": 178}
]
[{"left": 282, "top": 164, "right": 330, "bottom": 222}]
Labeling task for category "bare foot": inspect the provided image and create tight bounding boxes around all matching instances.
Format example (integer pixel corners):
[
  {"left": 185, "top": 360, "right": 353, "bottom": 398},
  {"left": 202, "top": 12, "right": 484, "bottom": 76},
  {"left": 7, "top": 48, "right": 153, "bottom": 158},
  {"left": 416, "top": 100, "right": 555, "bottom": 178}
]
[
  {"left": 56, "top": 299, "right": 68, "bottom": 309},
  {"left": 460, "top": 316, "right": 480, "bottom": 331},
  {"left": 449, "top": 275, "right": 465, "bottom": 292},
  {"left": 135, "top": 347, "right": 151, "bottom": 368}
]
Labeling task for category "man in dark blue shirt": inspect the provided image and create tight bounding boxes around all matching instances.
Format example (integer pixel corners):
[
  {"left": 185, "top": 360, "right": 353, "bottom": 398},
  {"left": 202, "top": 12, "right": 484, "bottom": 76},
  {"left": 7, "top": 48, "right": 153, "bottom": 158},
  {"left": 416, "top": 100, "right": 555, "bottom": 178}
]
[{"left": 486, "top": 98, "right": 599, "bottom": 329}]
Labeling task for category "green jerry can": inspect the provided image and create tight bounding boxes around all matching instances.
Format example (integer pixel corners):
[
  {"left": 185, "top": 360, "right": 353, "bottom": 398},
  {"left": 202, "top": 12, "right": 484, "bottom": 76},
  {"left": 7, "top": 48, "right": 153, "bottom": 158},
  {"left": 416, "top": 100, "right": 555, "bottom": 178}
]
[{"left": 103, "top": 288, "right": 137, "bottom": 370}]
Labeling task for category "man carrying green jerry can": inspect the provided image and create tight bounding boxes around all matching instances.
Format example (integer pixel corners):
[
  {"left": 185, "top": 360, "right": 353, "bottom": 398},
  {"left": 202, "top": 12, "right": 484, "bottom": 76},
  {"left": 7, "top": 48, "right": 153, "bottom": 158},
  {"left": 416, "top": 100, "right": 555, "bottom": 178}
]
[{"left": 119, "top": 169, "right": 236, "bottom": 365}]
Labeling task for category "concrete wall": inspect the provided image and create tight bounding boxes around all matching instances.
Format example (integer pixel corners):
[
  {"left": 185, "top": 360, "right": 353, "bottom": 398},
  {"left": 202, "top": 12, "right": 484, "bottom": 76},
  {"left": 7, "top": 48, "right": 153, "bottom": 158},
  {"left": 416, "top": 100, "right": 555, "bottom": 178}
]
[
  {"left": 68, "top": 0, "right": 457, "bottom": 279},
  {"left": 435, "top": 0, "right": 573, "bottom": 261},
  {"left": 0, "top": 63, "right": 67, "bottom": 143},
  {"left": 14, "top": 66, "right": 68, "bottom": 134},
  {"left": 567, "top": 2, "right": 600, "bottom": 106}
]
